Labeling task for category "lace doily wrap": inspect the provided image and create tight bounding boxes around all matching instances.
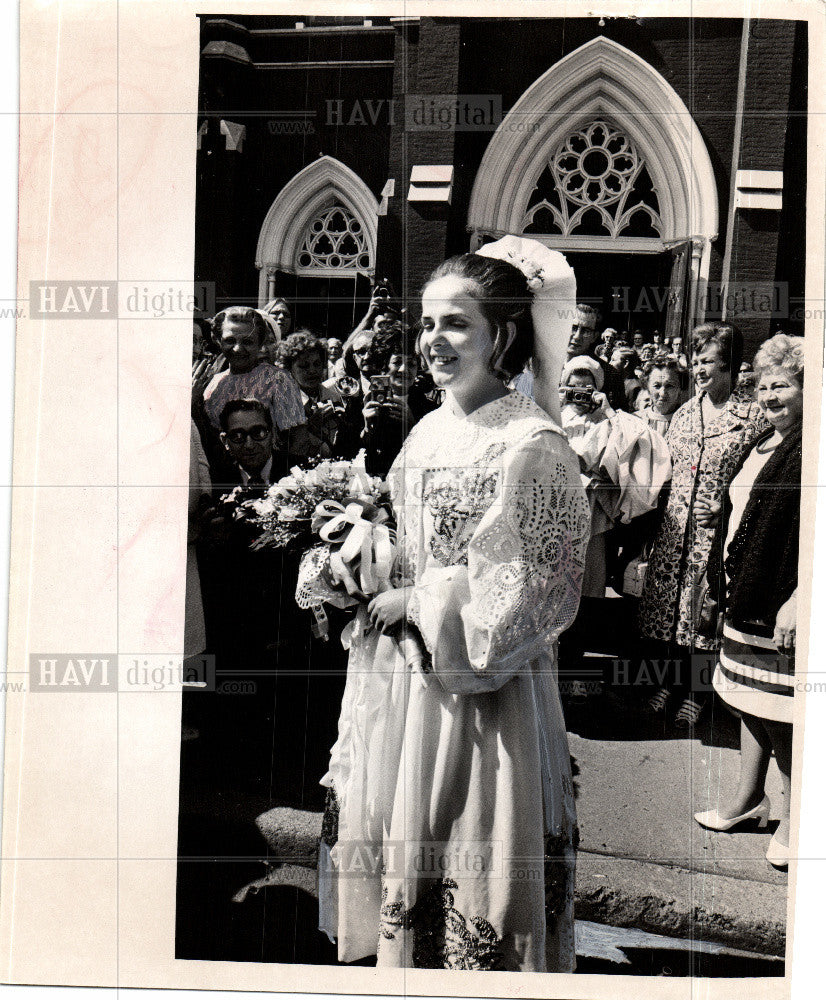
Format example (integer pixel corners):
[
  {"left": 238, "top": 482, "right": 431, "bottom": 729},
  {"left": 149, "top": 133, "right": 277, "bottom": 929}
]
[
  {"left": 311, "top": 499, "right": 396, "bottom": 599},
  {"left": 475, "top": 235, "right": 576, "bottom": 425}
]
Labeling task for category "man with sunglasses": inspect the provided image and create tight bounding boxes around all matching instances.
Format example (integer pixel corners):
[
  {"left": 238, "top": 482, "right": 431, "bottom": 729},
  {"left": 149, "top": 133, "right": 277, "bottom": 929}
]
[
  {"left": 218, "top": 398, "right": 280, "bottom": 488},
  {"left": 198, "top": 400, "right": 281, "bottom": 569},
  {"left": 197, "top": 397, "right": 294, "bottom": 665},
  {"left": 194, "top": 397, "right": 307, "bottom": 801}
]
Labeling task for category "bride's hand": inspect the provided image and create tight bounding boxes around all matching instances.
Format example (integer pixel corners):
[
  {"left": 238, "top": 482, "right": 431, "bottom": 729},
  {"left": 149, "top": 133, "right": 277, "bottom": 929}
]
[{"left": 367, "top": 587, "right": 412, "bottom": 634}]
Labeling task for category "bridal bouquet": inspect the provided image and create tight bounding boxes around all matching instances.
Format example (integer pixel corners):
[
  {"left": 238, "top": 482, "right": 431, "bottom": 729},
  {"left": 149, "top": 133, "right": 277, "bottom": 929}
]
[
  {"left": 233, "top": 458, "right": 406, "bottom": 646},
  {"left": 230, "top": 458, "right": 390, "bottom": 554}
]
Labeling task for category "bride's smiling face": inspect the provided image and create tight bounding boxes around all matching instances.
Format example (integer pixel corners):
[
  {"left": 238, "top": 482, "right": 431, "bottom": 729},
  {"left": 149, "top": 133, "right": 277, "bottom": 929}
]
[{"left": 419, "top": 276, "right": 497, "bottom": 394}]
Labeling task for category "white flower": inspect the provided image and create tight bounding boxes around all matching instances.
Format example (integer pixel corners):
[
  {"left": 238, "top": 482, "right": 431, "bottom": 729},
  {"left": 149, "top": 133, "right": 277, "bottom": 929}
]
[
  {"left": 251, "top": 498, "right": 274, "bottom": 516},
  {"left": 503, "top": 251, "right": 546, "bottom": 291}
]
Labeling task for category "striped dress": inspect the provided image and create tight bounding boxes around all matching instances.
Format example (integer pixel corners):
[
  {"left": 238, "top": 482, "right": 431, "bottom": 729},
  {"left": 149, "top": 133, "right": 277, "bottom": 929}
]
[{"left": 712, "top": 437, "right": 794, "bottom": 723}]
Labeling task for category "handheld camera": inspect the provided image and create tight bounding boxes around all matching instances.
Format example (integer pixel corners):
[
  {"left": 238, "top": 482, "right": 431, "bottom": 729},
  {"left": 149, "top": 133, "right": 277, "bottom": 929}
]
[
  {"left": 369, "top": 375, "right": 394, "bottom": 405},
  {"left": 561, "top": 385, "right": 598, "bottom": 411}
]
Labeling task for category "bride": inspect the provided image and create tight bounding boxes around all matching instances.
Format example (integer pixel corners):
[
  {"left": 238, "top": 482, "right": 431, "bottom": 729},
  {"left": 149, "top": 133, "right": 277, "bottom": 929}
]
[{"left": 308, "top": 238, "right": 590, "bottom": 972}]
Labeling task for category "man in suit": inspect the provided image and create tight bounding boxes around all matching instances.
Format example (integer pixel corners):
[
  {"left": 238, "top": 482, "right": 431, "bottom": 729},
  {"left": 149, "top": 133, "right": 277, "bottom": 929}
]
[
  {"left": 566, "top": 304, "right": 630, "bottom": 411},
  {"left": 197, "top": 399, "right": 285, "bottom": 662},
  {"left": 196, "top": 396, "right": 346, "bottom": 807},
  {"left": 216, "top": 397, "right": 282, "bottom": 490}
]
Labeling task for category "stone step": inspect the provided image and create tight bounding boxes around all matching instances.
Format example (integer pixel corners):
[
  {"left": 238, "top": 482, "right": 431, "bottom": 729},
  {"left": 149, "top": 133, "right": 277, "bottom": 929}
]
[
  {"left": 252, "top": 806, "right": 786, "bottom": 957},
  {"left": 575, "top": 851, "right": 785, "bottom": 957},
  {"left": 255, "top": 805, "right": 323, "bottom": 866}
]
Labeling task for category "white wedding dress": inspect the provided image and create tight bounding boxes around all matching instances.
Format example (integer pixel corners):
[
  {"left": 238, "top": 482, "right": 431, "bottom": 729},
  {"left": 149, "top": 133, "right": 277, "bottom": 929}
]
[{"left": 306, "top": 392, "right": 590, "bottom": 971}]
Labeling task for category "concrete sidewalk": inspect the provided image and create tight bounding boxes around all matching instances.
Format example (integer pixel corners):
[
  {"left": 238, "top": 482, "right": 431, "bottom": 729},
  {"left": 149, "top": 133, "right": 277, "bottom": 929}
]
[
  {"left": 567, "top": 688, "right": 787, "bottom": 955},
  {"left": 250, "top": 688, "right": 787, "bottom": 958}
]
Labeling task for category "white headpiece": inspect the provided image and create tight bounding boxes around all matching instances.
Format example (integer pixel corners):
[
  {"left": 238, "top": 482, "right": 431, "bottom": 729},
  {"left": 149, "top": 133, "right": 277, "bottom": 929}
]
[
  {"left": 474, "top": 236, "right": 576, "bottom": 425},
  {"left": 562, "top": 354, "right": 605, "bottom": 391}
]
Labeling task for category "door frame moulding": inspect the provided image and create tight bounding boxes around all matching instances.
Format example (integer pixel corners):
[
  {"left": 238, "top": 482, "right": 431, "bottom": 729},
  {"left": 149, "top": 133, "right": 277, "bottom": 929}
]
[
  {"left": 256, "top": 156, "right": 379, "bottom": 304},
  {"left": 467, "top": 37, "right": 718, "bottom": 323}
]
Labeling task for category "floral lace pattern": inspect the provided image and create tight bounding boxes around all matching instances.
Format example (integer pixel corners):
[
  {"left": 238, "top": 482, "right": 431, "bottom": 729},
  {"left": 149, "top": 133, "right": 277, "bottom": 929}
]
[
  {"left": 473, "top": 462, "right": 589, "bottom": 652},
  {"left": 380, "top": 877, "right": 506, "bottom": 970},
  {"left": 295, "top": 545, "right": 336, "bottom": 610},
  {"left": 392, "top": 393, "right": 589, "bottom": 617},
  {"left": 423, "top": 468, "right": 501, "bottom": 567}
]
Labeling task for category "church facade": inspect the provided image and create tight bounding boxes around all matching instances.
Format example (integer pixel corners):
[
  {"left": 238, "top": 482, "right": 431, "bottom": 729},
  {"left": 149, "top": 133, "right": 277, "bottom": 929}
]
[{"left": 195, "top": 14, "right": 807, "bottom": 353}]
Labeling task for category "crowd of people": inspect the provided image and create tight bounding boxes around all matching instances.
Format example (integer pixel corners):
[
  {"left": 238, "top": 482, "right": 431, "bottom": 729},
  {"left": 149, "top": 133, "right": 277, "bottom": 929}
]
[
  {"left": 185, "top": 243, "right": 802, "bottom": 970},
  {"left": 191, "top": 287, "right": 440, "bottom": 484}
]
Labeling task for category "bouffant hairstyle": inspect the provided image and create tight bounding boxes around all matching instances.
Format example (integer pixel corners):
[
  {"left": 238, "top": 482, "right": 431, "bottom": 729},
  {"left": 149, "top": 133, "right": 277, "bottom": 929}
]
[
  {"left": 611, "top": 345, "right": 641, "bottom": 372},
  {"left": 753, "top": 332, "right": 805, "bottom": 386},
  {"left": 692, "top": 322, "right": 744, "bottom": 375},
  {"left": 276, "top": 330, "right": 327, "bottom": 370},
  {"left": 265, "top": 296, "right": 291, "bottom": 316},
  {"left": 420, "top": 254, "right": 535, "bottom": 381},
  {"left": 643, "top": 354, "right": 687, "bottom": 391},
  {"left": 211, "top": 306, "right": 270, "bottom": 348}
]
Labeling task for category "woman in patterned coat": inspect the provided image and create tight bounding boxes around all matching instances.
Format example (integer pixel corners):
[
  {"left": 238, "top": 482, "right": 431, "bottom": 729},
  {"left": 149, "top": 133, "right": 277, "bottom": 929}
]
[{"left": 638, "top": 323, "right": 768, "bottom": 726}]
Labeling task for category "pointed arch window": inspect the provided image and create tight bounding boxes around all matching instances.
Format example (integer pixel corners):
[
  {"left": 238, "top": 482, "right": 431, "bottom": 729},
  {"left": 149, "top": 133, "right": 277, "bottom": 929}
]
[
  {"left": 522, "top": 121, "right": 663, "bottom": 239},
  {"left": 256, "top": 156, "right": 379, "bottom": 303},
  {"left": 296, "top": 204, "right": 372, "bottom": 273}
]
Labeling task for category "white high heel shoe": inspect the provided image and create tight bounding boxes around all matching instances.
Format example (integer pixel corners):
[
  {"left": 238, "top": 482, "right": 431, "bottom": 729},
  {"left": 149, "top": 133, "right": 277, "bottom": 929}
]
[
  {"left": 765, "top": 832, "right": 789, "bottom": 869},
  {"left": 693, "top": 796, "right": 771, "bottom": 832}
]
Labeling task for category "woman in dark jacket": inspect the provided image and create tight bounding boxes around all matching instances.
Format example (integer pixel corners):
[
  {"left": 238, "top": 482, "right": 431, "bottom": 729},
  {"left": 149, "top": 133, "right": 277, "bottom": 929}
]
[{"left": 693, "top": 334, "right": 803, "bottom": 869}]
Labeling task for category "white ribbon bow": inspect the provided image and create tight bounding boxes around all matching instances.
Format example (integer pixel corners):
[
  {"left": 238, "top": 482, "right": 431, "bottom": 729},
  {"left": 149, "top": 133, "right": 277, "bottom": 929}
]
[{"left": 313, "top": 500, "right": 395, "bottom": 598}]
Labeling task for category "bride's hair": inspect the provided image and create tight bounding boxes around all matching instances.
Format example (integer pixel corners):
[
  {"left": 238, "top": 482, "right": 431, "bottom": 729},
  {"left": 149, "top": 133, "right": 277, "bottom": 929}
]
[{"left": 421, "top": 254, "right": 534, "bottom": 380}]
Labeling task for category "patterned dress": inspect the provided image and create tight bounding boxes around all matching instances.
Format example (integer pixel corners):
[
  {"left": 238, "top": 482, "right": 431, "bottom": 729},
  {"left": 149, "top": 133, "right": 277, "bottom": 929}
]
[
  {"left": 638, "top": 391, "right": 768, "bottom": 650},
  {"left": 203, "top": 361, "right": 306, "bottom": 433},
  {"left": 310, "top": 392, "right": 590, "bottom": 971}
]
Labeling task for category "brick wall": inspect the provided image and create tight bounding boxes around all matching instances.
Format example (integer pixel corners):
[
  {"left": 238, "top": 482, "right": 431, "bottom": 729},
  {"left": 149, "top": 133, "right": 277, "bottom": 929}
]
[
  {"left": 194, "top": 14, "right": 806, "bottom": 349},
  {"left": 376, "top": 18, "right": 462, "bottom": 303},
  {"left": 729, "top": 19, "right": 801, "bottom": 348},
  {"left": 196, "top": 16, "right": 394, "bottom": 308}
]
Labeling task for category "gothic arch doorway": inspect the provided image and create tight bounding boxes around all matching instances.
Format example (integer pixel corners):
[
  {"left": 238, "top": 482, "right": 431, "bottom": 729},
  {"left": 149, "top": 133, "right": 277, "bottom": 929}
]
[
  {"left": 467, "top": 37, "right": 718, "bottom": 339},
  {"left": 255, "top": 156, "right": 379, "bottom": 336}
]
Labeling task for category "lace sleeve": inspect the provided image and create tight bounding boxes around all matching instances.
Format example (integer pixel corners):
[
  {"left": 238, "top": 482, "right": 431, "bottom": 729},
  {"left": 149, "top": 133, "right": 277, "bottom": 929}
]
[
  {"left": 295, "top": 544, "right": 358, "bottom": 611},
  {"left": 411, "top": 430, "right": 590, "bottom": 694}
]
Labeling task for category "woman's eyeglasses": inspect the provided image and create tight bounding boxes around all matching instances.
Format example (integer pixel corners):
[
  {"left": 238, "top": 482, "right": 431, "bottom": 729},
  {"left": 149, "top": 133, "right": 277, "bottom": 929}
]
[{"left": 225, "top": 425, "right": 270, "bottom": 444}]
